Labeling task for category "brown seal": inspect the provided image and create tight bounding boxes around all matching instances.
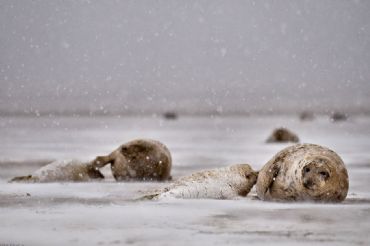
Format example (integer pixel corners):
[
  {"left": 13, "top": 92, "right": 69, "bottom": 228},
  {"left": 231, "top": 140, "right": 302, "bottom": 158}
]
[
  {"left": 142, "top": 164, "right": 258, "bottom": 200},
  {"left": 256, "top": 143, "right": 349, "bottom": 202},
  {"left": 9, "top": 159, "right": 104, "bottom": 183},
  {"left": 299, "top": 111, "right": 315, "bottom": 121},
  {"left": 89, "top": 139, "right": 172, "bottom": 181},
  {"left": 266, "top": 128, "right": 299, "bottom": 143}
]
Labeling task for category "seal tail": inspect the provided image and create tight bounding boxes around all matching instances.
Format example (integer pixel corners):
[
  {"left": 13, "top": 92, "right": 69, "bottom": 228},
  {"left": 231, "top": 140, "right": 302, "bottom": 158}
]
[{"left": 9, "top": 175, "right": 35, "bottom": 183}]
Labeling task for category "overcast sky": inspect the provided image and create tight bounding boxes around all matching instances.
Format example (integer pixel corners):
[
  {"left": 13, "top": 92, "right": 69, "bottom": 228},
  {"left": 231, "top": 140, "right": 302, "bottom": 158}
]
[{"left": 0, "top": 0, "right": 369, "bottom": 115}]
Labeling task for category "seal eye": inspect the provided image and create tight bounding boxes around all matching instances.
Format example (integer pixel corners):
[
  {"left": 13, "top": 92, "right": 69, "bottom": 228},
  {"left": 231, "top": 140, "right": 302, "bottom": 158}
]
[{"left": 304, "top": 167, "right": 310, "bottom": 173}]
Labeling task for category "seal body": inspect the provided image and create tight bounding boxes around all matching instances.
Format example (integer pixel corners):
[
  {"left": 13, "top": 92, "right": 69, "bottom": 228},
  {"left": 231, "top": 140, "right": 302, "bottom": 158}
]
[
  {"left": 266, "top": 128, "right": 299, "bottom": 143},
  {"left": 9, "top": 159, "right": 104, "bottom": 183},
  {"left": 144, "top": 164, "right": 258, "bottom": 200},
  {"left": 256, "top": 144, "right": 349, "bottom": 202},
  {"left": 90, "top": 139, "right": 172, "bottom": 181}
]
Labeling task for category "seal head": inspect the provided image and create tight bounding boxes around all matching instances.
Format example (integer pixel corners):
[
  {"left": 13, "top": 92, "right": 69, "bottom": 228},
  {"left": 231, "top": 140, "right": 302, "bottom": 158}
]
[{"left": 299, "top": 156, "right": 348, "bottom": 202}]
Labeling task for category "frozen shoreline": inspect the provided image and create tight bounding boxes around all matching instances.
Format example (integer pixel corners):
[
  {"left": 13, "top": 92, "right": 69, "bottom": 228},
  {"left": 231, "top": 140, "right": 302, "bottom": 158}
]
[{"left": 0, "top": 115, "right": 369, "bottom": 245}]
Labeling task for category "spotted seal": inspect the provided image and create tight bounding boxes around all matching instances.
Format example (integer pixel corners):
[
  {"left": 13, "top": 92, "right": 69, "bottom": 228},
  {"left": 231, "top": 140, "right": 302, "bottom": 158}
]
[
  {"left": 9, "top": 159, "right": 104, "bottom": 183},
  {"left": 256, "top": 144, "right": 349, "bottom": 202},
  {"left": 142, "top": 164, "right": 258, "bottom": 200}
]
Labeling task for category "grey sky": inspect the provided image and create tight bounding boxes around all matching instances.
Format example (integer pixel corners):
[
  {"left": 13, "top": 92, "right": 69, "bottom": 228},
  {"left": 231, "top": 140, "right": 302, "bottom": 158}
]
[{"left": 1, "top": 0, "right": 369, "bottom": 115}]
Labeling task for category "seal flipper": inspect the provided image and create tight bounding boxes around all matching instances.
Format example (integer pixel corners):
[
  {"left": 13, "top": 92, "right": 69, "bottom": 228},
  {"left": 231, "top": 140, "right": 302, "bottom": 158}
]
[
  {"left": 136, "top": 193, "right": 160, "bottom": 201},
  {"left": 9, "top": 175, "right": 38, "bottom": 183},
  {"left": 86, "top": 165, "right": 105, "bottom": 179},
  {"left": 256, "top": 162, "right": 280, "bottom": 200},
  {"left": 89, "top": 154, "right": 114, "bottom": 169},
  {"left": 136, "top": 187, "right": 170, "bottom": 201}
]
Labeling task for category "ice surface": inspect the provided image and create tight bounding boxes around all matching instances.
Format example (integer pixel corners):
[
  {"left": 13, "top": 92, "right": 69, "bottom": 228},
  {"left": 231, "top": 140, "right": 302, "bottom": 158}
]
[{"left": 0, "top": 115, "right": 369, "bottom": 245}]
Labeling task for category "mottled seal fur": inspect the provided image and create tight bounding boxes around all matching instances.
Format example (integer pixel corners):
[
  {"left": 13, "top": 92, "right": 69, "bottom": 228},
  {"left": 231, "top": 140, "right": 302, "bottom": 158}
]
[
  {"left": 266, "top": 128, "right": 299, "bottom": 143},
  {"left": 256, "top": 144, "right": 349, "bottom": 202},
  {"left": 89, "top": 139, "right": 172, "bottom": 181},
  {"left": 142, "top": 164, "right": 258, "bottom": 200},
  {"left": 9, "top": 159, "right": 104, "bottom": 183}
]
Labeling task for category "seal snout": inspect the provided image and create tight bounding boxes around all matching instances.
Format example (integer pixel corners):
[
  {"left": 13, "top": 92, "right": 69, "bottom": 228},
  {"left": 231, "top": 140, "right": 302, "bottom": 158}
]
[{"left": 303, "top": 178, "right": 314, "bottom": 189}]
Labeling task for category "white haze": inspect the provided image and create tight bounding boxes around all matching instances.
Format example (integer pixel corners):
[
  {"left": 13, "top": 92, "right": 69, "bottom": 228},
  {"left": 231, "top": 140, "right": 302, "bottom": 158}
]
[{"left": 0, "top": 0, "right": 369, "bottom": 115}]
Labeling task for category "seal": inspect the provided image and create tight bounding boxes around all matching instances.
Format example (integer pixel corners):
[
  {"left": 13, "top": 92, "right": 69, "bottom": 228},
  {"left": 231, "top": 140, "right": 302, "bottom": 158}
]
[
  {"left": 256, "top": 143, "right": 349, "bottom": 202},
  {"left": 9, "top": 159, "right": 104, "bottom": 183},
  {"left": 266, "top": 128, "right": 299, "bottom": 143},
  {"left": 299, "top": 111, "right": 315, "bottom": 121},
  {"left": 142, "top": 164, "right": 258, "bottom": 200},
  {"left": 89, "top": 139, "right": 172, "bottom": 181},
  {"left": 330, "top": 112, "right": 348, "bottom": 122}
]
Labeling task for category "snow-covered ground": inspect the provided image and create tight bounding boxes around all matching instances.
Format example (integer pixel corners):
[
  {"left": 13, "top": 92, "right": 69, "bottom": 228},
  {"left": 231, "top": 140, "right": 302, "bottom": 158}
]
[{"left": 0, "top": 115, "right": 369, "bottom": 245}]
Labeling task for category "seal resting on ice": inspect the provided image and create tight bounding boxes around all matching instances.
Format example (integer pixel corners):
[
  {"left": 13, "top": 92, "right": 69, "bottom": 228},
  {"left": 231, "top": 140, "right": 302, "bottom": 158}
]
[
  {"left": 256, "top": 143, "right": 349, "bottom": 202},
  {"left": 142, "top": 164, "right": 258, "bottom": 200},
  {"left": 9, "top": 159, "right": 104, "bottom": 183},
  {"left": 89, "top": 139, "right": 172, "bottom": 181},
  {"left": 266, "top": 128, "right": 299, "bottom": 143}
]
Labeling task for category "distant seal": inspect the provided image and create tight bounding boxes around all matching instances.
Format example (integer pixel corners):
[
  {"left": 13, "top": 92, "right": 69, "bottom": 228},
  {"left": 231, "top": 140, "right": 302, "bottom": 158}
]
[
  {"left": 142, "top": 164, "right": 258, "bottom": 200},
  {"left": 266, "top": 128, "right": 299, "bottom": 143},
  {"left": 9, "top": 159, "right": 104, "bottom": 183},
  {"left": 330, "top": 112, "right": 348, "bottom": 122},
  {"left": 89, "top": 139, "right": 172, "bottom": 181},
  {"left": 299, "top": 111, "right": 315, "bottom": 121},
  {"left": 256, "top": 144, "right": 349, "bottom": 202}
]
